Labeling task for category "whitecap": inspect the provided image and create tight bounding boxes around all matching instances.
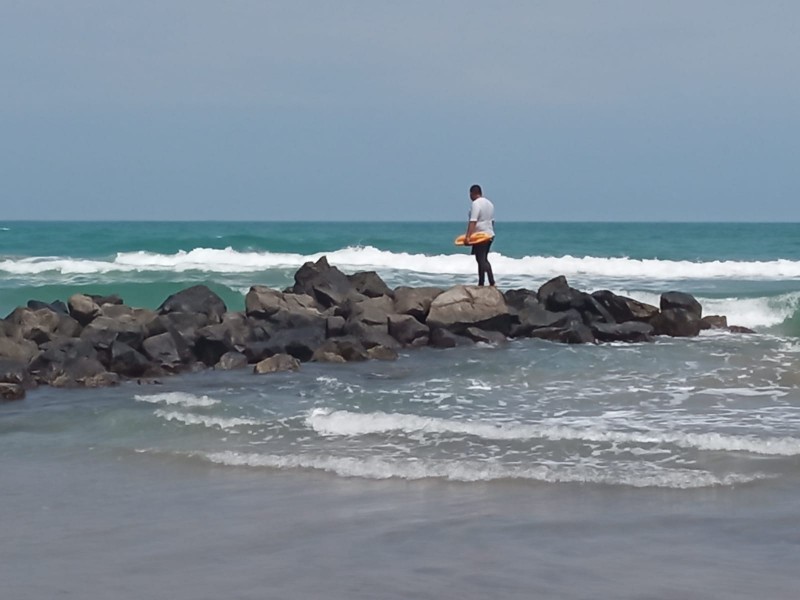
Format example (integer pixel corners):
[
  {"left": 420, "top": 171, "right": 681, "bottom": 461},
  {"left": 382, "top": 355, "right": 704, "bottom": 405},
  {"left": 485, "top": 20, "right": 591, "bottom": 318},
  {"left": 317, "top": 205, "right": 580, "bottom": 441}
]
[
  {"left": 153, "top": 409, "right": 259, "bottom": 429},
  {"left": 135, "top": 392, "right": 220, "bottom": 408}
]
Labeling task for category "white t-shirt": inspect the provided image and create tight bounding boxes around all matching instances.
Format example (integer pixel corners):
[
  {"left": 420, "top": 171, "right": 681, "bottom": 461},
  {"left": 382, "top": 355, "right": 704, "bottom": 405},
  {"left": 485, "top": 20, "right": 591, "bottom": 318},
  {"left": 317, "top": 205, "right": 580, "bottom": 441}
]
[{"left": 469, "top": 196, "right": 495, "bottom": 237}]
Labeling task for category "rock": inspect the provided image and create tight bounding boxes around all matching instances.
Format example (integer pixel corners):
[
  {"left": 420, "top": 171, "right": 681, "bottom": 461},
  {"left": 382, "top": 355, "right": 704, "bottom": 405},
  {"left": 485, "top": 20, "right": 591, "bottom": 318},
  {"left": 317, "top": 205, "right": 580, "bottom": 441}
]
[
  {"left": 591, "top": 321, "right": 654, "bottom": 343},
  {"left": 27, "top": 299, "right": 68, "bottom": 315},
  {"left": 216, "top": 351, "right": 248, "bottom": 370},
  {"left": 28, "top": 338, "right": 99, "bottom": 383},
  {"left": 0, "top": 320, "right": 20, "bottom": 339},
  {"left": 49, "top": 357, "right": 119, "bottom": 388},
  {"left": 651, "top": 308, "right": 702, "bottom": 337},
  {"left": 701, "top": 315, "right": 728, "bottom": 330},
  {"left": 728, "top": 325, "right": 756, "bottom": 334},
  {"left": 245, "top": 286, "right": 321, "bottom": 319},
  {"left": 503, "top": 288, "right": 539, "bottom": 313},
  {"left": 194, "top": 318, "right": 253, "bottom": 366},
  {"left": 0, "top": 383, "right": 25, "bottom": 401},
  {"left": 367, "top": 345, "right": 399, "bottom": 361},
  {"left": 393, "top": 286, "right": 443, "bottom": 321},
  {"left": 6, "top": 307, "right": 80, "bottom": 344},
  {"left": 241, "top": 341, "right": 275, "bottom": 364},
  {"left": 159, "top": 285, "right": 227, "bottom": 324},
  {"left": 344, "top": 320, "right": 401, "bottom": 350},
  {"left": 89, "top": 293, "right": 123, "bottom": 306},
  {"left": 149, "top": 312, "right": 210, "bottom": 344},
  {"left": 537, "top": 277, "right": 613, "bottom": 324},
  {"left": 142, "top": 330, "right": 192, "bottom": 371},
  {"left": 510, "top": 298, "right": 578, "bottom": 337},
  {"left": 349, "top": 295, "right": 395, "bottom": 327},
  {"left": 254, "top": 353, "right": 300, "bottom": 374},
  {"left": 0, "top": 359, "right": 30, "bottom": 386},
  {"left": 348, "top": 271, "right": 393, "bottom": 298},
  {"left": 68, "top": 294, "right": 101, "bottom": 326},
  {"left": 427, "top": 285, "right": 511, "bottom": 334},
  {"left": 429, "top": 328, "right": 474, "bottom": 349},
  {"left": 311, "top": 337, "right": 369, "bottom": 362},
  {"left": 326, "top": 315, "right": 347, "bottom": 338},
  {"left": 530, "top": 322, "right": 595, "bottom": 344},
  {"left": 388, "top": 314, "right": 430, "bottom": 346},
  {"left": 660, "top": 292, "right": 702, "bottom": 319},
  {"left": 591, "top": 290, "right": 659, "bottom": 323},
  {"left": 81, "top": 315, "right": 147, "bottom": 351},
  {"left": 292, "top": 256, "right": 354, "bottom": 309},
  {"left": 108, "top": 341, "right": 153, "bottom": 378},
  {"left": 0, "top": 336, "right": 39, "bottom": 363},
  {"left": 262, "top": 326, "right": 326, "bottom": 362},
  {"left": 464, "top": 327, "right": 507, "bottom": 344}
]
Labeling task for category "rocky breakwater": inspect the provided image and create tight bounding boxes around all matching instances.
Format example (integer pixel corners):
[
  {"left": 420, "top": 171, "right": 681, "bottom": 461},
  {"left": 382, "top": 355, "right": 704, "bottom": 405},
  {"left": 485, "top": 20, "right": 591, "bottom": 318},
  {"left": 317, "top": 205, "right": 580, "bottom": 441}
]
[{"left": 0, "top": 256, "right": 751, "bottom": 400}]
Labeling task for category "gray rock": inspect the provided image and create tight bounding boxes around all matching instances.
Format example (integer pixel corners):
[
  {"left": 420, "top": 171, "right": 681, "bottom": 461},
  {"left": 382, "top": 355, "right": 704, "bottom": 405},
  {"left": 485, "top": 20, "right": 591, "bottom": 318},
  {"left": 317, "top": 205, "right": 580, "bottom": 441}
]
[
  {"left": 48, "top": 357, "right": 119, "bottom": 388},
  {"left": 142, "top": 330, "right": 192, "bottom": 371},
  {"left": 591, "top": 290, "right": 659, "bottom": 323},
  {"left": 348, "top": 271, "right": 394, "bottom": 298},
  {"left": 262, "top": 325, "right": 326, "bottom": 362},
  {"left": 651, "top": 308, "right": 702, "bottom": 337},
  {"left": 216, "top": 351, "right": 248, "bottom": 370},
  {"left": 0, "top": 336, "right": 39, "bottom": 363},
  {"left": 464, "top": 327, "right": 507, "bottom": 344},
  {"left": 81, "top": 314, "right": 147, "bottom": 351},
  {"left": 427, "top": 285, "right": 511, "bottom": 334},
  {"left": 245, "top": 286, "right": 321, "bottom": 319},
  {"left": 159, "top": 285, "right": 227, "bottom": 324},
  {"left": 194, "top": 318, "right": 253, "bottom": 366},
  {"left": 311, "top": 337, "right": 369, "bottom": 362},
  {"left": 429, "top": 328, "right": 474, "bottom": 348},
  {"left": 326, "top": 315, "right": 347, "bottom": 338},
  {"left": 0, "top": 359, "right": 30, "bottom": 386},
  {"left": 700, "top": 315, "right": 728, "bottom": 330},
  {"left": 344, "top": 320, "right": 401, "bottom": 350},
  {"left": 109, "top": 341, "right": 153, "bottom": 378},
  {"left": 393, "top": 286, "right": 443, "bottom": 321},
  {"left": 367, "top": 345, "right": 399, "bottom": 361},
  {"left": 68, "top": 294, "right": 101, "bottom": 326},
  {"left": 530, "top": 322, "right": 595, "bottom": 344},
  {"left": 660, "top": 292, "right": 702, "bottom": 319},
  {"left": 510, "top": 298, "right": 577, "bottom": 337},
  {"left": 27, "top": 299, "right": 68, "bottom": 315},
  {"left": 0, "top": 383, "right": 25, "bottom": 401},
  {"left": 292, "top": 256, "right": 354, "bottom": 309},
  {"left": 388, "top": 314, "right": 430, "bottom": 346},
  {"left": 6, "top": 307, "right": 79, "bottom": 345},
  {"left": 254, "top": 353, "right": 300, "bottom": 374},
  {"left": 349, "top": 295, "right": 394, "bottom": 327}
]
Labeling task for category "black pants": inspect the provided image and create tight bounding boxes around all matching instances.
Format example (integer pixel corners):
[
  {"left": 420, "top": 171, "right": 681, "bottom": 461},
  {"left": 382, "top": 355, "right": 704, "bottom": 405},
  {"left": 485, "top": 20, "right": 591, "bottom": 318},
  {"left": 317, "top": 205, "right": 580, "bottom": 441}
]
[{"left": 471, "top": 239, "right": 495, "bottom": 286}]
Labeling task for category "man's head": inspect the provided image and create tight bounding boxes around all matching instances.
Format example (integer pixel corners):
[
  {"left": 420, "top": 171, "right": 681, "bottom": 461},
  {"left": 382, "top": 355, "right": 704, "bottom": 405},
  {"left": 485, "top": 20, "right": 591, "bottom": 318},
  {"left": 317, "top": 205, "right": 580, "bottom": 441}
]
[{"left": 469, "top": 184, "right": 482, "bottom": 201}]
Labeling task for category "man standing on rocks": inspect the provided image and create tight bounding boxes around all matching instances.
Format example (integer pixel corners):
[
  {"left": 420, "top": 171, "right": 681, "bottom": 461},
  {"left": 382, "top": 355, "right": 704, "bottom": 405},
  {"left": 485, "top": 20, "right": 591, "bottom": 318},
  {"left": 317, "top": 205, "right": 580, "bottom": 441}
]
[{"left": 465, "top": 184, "right": 496, "bottom": 286}]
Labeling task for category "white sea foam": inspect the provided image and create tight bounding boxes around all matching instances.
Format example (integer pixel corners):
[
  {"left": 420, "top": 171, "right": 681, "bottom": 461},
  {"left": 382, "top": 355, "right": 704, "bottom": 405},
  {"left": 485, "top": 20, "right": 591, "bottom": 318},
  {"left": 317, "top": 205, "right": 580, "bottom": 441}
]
[
  {"left": 305, "top": 409, "right": 800, "bottom": 456},
  {"left": 153, "top": 409, "right": 259, "bottom": 429},
  {"left": 3, "top": 245, "right": 800, "bottom": 280},
  {"left": 195, "top": 450, "right": 766, "bottom": 488},
  {"left": 135, "top": 392, "right": 220, "bottom": 408}
]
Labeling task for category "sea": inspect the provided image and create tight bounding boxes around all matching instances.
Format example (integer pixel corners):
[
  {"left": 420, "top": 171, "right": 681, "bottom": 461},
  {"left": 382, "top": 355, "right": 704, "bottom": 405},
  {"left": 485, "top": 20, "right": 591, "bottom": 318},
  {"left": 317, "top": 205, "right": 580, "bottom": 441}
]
[{"left": 1, "top": 221, "right": 799, "bottom": 599}]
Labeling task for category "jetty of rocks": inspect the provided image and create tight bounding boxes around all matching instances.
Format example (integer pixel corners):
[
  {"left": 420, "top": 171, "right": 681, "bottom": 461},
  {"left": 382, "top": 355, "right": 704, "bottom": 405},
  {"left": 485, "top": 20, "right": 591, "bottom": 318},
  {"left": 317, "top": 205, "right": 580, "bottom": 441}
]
[{"left": 0, "top": 256, "right": 751, "bottom": 400}]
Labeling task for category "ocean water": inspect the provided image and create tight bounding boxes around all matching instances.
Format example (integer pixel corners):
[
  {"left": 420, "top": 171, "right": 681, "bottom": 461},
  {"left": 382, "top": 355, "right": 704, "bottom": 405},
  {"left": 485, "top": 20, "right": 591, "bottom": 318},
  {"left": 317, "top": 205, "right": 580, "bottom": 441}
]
[{"left": 2, "top": 221, "right": 800, "bottom": 599}]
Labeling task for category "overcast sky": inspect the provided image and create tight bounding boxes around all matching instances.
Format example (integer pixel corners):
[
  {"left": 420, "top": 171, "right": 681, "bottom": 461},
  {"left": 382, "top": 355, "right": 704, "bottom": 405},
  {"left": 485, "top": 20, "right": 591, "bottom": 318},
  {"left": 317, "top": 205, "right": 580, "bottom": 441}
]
[{"left": 1, "top": 1, "right": 798, "bottom": 221}]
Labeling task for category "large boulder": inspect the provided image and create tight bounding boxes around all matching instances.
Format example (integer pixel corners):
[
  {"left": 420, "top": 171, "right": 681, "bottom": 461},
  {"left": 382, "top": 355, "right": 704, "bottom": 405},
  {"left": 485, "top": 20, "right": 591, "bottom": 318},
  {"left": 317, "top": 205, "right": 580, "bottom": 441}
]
[
  {"left": 464, "top": 327, "right": 507, "bottom": 344},
  {"left": 108, "top": 341, "right": 153, "bottom": 378},
  {"left": 348, "top": 271, "right": 393, "bottom": 299},
  {"left": 429, "top": 328, "right": 474, "bottom": 349},
  {"left": 388, "top": 314, "right": 430, "bottom": 346},
  {"left": 292, "top": 256, "right": 354, "bottom": 309},
  {"left": 0, "top": 336, "right": 39, "bottom": 363},
  {"left": 27, "top": 299, "right": 68, "bottom": 315},
  {"left": 158, "top": 285, "right": 227, "bottom": 324},
  {"left": 6, "top": 307, "right": 81, "bottom": 344},
  {"left": 348, "top": 295, "right": 395, "bottom": 327},
  {"left": 651, "top": 308, "right": 702, "bottom": 337},
  {"left": 509, "top": 297, "right": 578, "bottom": 338},
  {"left": 591, "top": 290, "right": 659, "bottom": 323},
  {"left": 0, "top": 359, "right": 31, "bottom": 386},
  {"left": 245, "top": 287, "right": 321, "bottom": 319},
  {"left": 216, "top": 351, "right": 248, "bottom": 371},
  {"left": 81, "top": 315, "right": 148, "bottom": 351},
  {"left": 660, "top": 292, "right": 702, "bottom": 319},
  {"left": 312, "top": 337, "right": 369, "bottom": 362},
  {"left": 427, "top": 286, "right": 511, "bottom": 334},
  {"left": 148, "top": 312, "right": 210, "bottom": 344},
  {"left": 344, "top": 320, "right": 401, "bottom": 350},
  {"left": 48, "top": 357, "right": 119, "bottom": 388},
  {"left": 701, "top": 315, "right": 728, "bottom": 330},
  {"left": 193, "top": 315, "right": 253, "bottom": 366},
  {"left": 261, "top": 326, "right": 326, "bottom": 362},
  {"left": 68, "top": 294, "right": 101, "bottom": 326},
  {"left": 537, "top": 277, "right": 614, "bottom": 324},
  {"left": 393, "top": 287, "right": 443, "bottom": 322},
  {"left": 142, "top": 330, "right": 193, "bottom": 371},
  {"left": 28, "top": 338, "right": 98, "bottom": 383},
  {"left": 530, "top": 322, "right": 595, "bottom": 344},
  {"left": 254, "top": 353, "right": 300, "bottom": 374}
]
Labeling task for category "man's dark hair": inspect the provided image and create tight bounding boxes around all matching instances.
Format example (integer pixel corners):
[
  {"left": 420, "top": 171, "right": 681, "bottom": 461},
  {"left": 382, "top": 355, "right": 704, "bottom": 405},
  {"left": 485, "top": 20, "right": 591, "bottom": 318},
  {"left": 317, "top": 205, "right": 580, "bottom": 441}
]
[{"left": 470, "top": 184, "right": 482, "bottom": 196}]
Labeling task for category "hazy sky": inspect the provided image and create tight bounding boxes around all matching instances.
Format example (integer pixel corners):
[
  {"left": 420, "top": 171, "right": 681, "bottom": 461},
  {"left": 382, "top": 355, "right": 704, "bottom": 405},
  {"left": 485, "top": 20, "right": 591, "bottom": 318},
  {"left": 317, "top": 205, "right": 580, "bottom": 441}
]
[{"left": 1, "top": 1, "right": 798, "bottom": 221}]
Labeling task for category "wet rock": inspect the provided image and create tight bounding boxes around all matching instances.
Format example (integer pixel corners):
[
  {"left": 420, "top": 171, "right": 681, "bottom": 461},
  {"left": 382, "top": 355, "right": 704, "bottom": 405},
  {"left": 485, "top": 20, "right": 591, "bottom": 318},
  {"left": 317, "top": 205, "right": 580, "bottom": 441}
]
[
  {"left": 159, "top": 285, "right": 227, "bottom": 324},
  {"left": 0, "top": 359, "right": 30, "bottom": 386},
  {"left": 0, "top": 336, "right": 39, "bottom": 363},
  {"left": 388, "top": 314, "right": 430, "bottom": 346},
  {"left": 367, "top": 345, "right": 399, "bottom": 361},
  {"left": 728, "top": 325, "right": 756, "bottom": 334},
  {"left": 262, "top": 325, "right": 326, "bottom": 362},
  {"left": 326, "top": 315, "right": 347, "bottom": 338},
  {"left": 701, "top": 315, "right": 728, "bottom": 330},
  {"left": 254, "top": 353, "right": 300, "bottom": 374},
  {"left": 660, "top": 292, "right": 702, "bottom": 319},
  {"left": 6, "top": 307, "right": 80, "bottom": 344},
  {"left": 27, "top": 299, "right": 69, "bottom": 315},
  {"left": 245, "top": 286, "right": 321, "bottom": 319},
  {"left": 142, "top": 330, "right": 193, "bottom": 371},
  {"left": 292, "top": 256, "right": 354, "bottom": 309},
  {"left": 464, "top": 327, "right": 507, "bottom": 345},
  {"left": 344, "top": 320, "right": 401, "bottom": 350},
  {"left": 591, "top": 290, "right": 659, "bottom": 323},
  {"left": 349, "top": 295, "right": 395, "bottom": 327},
  {"left": 427, "top": 285, "right": 511, "bottom": 334},
  {"left": 194, "top": 317, "right": 253, "bottom": 366},
  {"left": 47, "top": 356, "right": 119, "bottom": 388},
  {"left": 530, "top": 322, "right": 595, "bottom": 344},
  {"left": 651, "top": 308, "right": 702, "bottom": 337},
  {"left": 312, "top": 337, "right": 369, "bottom": 362},
  {"left": 429, "top": 328, "right": 473, "bottom": 349},
  {"left": 89, "top": 293, "right": 123, "bottom": 306},
  {"left": 0, "top": 383, "right": 25, "bottom": 401},
  {"left": 510, "top": 299, "right": 577, "bottom": 338},
  {"left": 29, "top": 338, "right": 99, "bottom": 383},
  {"left": 591, "top": 321, "right": 654, "bottom": 343},
  {"left": 216, "top": 351, "right": 248, "bottom": 370},
  {"left": 109, "top": 341, "right": 153, "bottom": 378}
]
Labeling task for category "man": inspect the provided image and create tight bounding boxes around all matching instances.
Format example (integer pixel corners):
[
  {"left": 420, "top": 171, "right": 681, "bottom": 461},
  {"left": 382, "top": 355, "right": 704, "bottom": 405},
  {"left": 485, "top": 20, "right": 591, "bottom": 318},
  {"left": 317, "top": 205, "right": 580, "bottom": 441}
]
[{"left": 464, "top": 184, "right": 495, "bottom": 286}]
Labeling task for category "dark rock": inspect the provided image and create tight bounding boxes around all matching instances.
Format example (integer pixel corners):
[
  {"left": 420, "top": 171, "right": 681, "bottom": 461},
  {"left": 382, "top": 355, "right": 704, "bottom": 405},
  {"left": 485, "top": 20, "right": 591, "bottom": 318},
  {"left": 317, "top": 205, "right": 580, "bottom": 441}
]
[
  {"left": 6, "top": 307, "right": 79, "bottom": 344},
  {"left": 728, "top": 325, "right": 756, "bottom": 334},
  {"left": 142, "top": 330, "right": 193, "bottom": 371},
  {"left": 427, "top": 286, "right": 511, "bottom": 334},
  {"left": 0, "top": 320, "right": 20, "bottom": 339},
  {"left": 245, "top": 286, "right": 321, "bottom": 319},
  {"left": 661, "top": 292, "right": 702, "bottom": 319},
  {"left": 591, "top": 290, "right": 659, "bottom": 323},
  {"left": 0, "top": 359, "right": 30, "bottom": 386},
  {"left": 344, "top": 320, "right": 401, "bottom": 350},
  {"left": 68, "top": 294, "right": 101, "bottom": 326},
  {"left": 159, "top": 285, "right": 227, "bottom": 324},
  {"left": 216, "top": 351, "right": 248, "bottom": 370},
  {"left": 27, "top": 299, "right": 69, "bottom": 315},
  {"left": 429, "top": 328, "right": 474, "bottom": 349},
  {"left": 312, "top": 337, "right": 369, "bottom": 362},
  {"left": 326, "top": 315, "right": 347, "bottom": 338},
  {"left": 149, "top": 312, "right": 210, "bottom": 344},
  {"left": 194, "top": 317, "right": 253, "bottom": 366},
  {"left": 29, "top": 338, "right": 99, "bottom": 383},
  {"left": 592, "top": 321, "right": 654, "bottom": 343},
  {"left": 510, "top": 298, "right": 578, "bottom": 337},
  {"left": 464, "top": 327, "right": 507, "bottom": 344},
  {"left": 262, "top": 326, "right": 326, "bottom": 362},
  {"left": 348, "top": 271, "right": 394, "bottom": 299},
  {"left": 89, "top": 293, "right": 123, "bottom": 306},
  {"left": 48, "top": 357, "right": 119, "bottom": 388},
  {"left": 241, "top": 341, "right": 275, "bottom": 364},
  {"left": 701, "top": 315, "right": 728, "bottom": 330},
  {"left": 537, "top": 276, "right": 571, "bottom": 306},
  {"left": 0, "top": 383, "right": 25, "bottom": 401},
  {"left": 651, "top": 308, "right": 702, "bottom": 337},
  {"left": 254, "top": 353, "right": 300, "bottom": 374},
  {"left": 292, "top": 256, "right": 354, "bottom": 309},
  {"left": 109, "top": 341, "right": 153, "bottom": 378},
  {"left": 538, "top": 277, "right": 611, "bottom": 325},
  {"left": 348, "top": 295, "right": 394, "bottom": 327},
  {"left": 367, "top": 345, "right": 399, "bottom": 361},
  {"left": 81, "top": 315, "right": 147, "bottom": 351},
  {"left": 530, "top": 322, "right": 595, "bottom": 344},
  {"left": 503, "top": 288, "right": 539, "bottom": 313},
  {"left": 393, "top": 286, "right": 443, "bottom": 321},
  {"left": 388, "top": 314, "right": 430, "bottom": 346}
]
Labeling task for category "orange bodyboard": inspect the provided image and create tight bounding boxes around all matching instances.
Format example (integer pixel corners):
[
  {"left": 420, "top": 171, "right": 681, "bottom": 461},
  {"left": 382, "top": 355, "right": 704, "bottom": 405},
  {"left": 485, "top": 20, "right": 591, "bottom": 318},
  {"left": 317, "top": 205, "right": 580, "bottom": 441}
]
[{"left": 454, "top": 232, "right": 493, "bottom": 246}]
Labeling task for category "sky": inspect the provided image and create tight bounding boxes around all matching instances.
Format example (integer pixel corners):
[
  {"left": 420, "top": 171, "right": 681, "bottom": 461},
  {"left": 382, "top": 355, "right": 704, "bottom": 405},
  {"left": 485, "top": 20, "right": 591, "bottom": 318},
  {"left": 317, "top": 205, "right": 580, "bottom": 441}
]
[{"left": 1, "top": 1, "right": 799, "bottom": 221}]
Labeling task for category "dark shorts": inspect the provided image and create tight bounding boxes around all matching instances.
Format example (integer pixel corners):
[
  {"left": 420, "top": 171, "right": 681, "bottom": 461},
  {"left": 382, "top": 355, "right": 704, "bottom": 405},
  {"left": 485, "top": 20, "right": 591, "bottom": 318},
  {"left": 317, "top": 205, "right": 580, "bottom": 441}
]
[{"left": 471, "top": 239, "right": 493, "bottom": 255}]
